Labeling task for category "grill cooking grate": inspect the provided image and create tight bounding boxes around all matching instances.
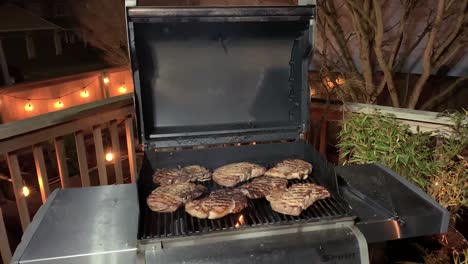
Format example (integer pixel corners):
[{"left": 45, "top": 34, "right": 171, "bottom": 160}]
[{"left": 139, "top": 177, "right": 350, "bottom": 240}]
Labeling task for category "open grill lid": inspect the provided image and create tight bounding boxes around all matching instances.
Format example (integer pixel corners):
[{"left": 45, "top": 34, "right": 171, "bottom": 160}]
[{"left": 126, "top": 6, "right": 315, "bottom": 148}]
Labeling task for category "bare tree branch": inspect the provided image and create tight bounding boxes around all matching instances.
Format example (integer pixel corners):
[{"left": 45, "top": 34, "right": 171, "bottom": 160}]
[
  {"left": 395, "top": 7, "right": 434, "bottom": 72},
  {"left": 318, "top": 0, "right": 360, "bottom": 74},
  {"left": 432, "top": 0, "right": 467, "bottom": 64},
  {"left": 347, "top": 1, "right": 375, "bottom": 99},
  {"left": 372, "top": 0, "right": 400, "bottom": 107},
  {"left": 406, "top": 0, "right": 446, "bottom": 109},
  {"left": 71, "top": 0, "right": 128, "bottom": 66},
  {"left": 420, "top": 76, "right": 468, "bottom": 110},
  {"left": 373, "top": 0, "right": 417, "bottom": 104}
]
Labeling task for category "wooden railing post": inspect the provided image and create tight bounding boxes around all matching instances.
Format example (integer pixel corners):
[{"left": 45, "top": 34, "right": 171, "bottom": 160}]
[
  {"left": 93, "top": 125, "right": 108, "bottom": 185},
  {"left": 110, "top": 120, "right": 124, "bottom": 184},
  {"left": 54, "top": 137, "right": 70, "bottom": 188},
  {"left": 6, "top": 153, "right": 30, "bottom": 231},
  {"left": 125, "top": 116, "right": 137, "bottom": 183},
  {"left": 0, "top": 207, "right": 12, "bottom": 264},
  {"left": 74, "top": 131, "right": 91, "bottom": 187},
  {"left": 32, "top": 144, "right": 50, "bottom": 203}
]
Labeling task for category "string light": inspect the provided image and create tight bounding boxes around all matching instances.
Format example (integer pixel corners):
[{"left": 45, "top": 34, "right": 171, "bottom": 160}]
[
  {"left": 103, "top": 77, "right": 110, "bottom": 84},
  {"left": 80, "top": 89, "right": 90, "bottom": 98},
  {"left": 3, "top": 78, "right": 106, "bottom": 112},
  {"left": 335, "top": 77, "right": 345, "bottom": 85},
  {"left": 324, "top": 77, "right": 334, "bottom": 90},
  {"left": 22, "top": 186, "right": 30, "bottom": 197},
  {"left": 118, "top": 84, "right": 128, "bottom": 94},
  {"left": 310, "top": 88, "right": 317, "bottom": 96},
  {"left": 105, "top": 152, "right": 114, "bottom": 162},
  {"left": 24, "top": 101, "right": 34, "bottom": 111},
  {"left": 54, "top": 99, "right": 64, "bottom": 109},
  {"left": 323, "top": 76, "right": 346, "bottom": 90}
]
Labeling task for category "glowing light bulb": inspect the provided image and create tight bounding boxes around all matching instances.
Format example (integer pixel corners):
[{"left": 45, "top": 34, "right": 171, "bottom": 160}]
[
  {"left": 80, "top": 89, "right": 89, "bottom": 98},
  {"left": 103, "top": 77, "right": 110, "bottom": 84},
  {"left": 335, "top": 77, "right": 345, "bottom": 85},
  {"left": 118, "top": 85, "right": 128, "bottom": 94},
  {"left": 24, "top": 102, "right": 34, "bottom": 111},
  {"left": 324, "top": 77, "right": 334, "bottom": 90},
  {"left": 22, "top": 186, "right": 30, "bottom": 197},
  {"left": 54, "top": 100, "right": 64, "bottom": 109},
  {"left": 310, "top": 88, "right": 317, "bottom": 96},
  {"left": 105, "top": 152, "right": 114, "bottom": 161}
]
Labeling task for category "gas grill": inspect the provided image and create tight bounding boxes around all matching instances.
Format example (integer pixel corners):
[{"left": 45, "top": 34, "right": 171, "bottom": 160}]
[{"left": 11, "top": 3, "right": 449, "bottom": 264}]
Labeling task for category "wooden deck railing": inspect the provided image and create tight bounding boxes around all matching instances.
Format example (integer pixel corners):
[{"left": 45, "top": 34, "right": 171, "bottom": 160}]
[
  {"left": 310, "top": 101, "right": 465, "bottom": 158},
  {"left": 0, "top": 94, "right": 136, "bottom": 262}
]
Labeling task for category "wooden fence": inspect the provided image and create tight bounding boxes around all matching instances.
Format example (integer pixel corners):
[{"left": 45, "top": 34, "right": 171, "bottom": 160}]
[{"left": 0, "top": 94, "right": 136, "bottom": 263}]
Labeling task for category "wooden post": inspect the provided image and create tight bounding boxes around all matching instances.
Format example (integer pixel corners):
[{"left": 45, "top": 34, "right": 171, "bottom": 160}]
[
  {"left": 6, "top": 153, "right": 30, "bottom": 231},
  {"left": 0, "top": 207, "right": 12, "bottom": 264},
  {"left": 54, "top": 137, "right": 70, "bottom": 188},
  {"left": 110, "top": 120, "right": 123, "bottom": 184},
  {"left": 93, "top": 125, "right": 108, "bottom": 185},
  {"left": 74, "top": 131, "right": 91, "bottom": 187},
  {"left": 25, "top": 33, "right": 36, "bottom": 59},
  {"left": 0, "top": 39, "right": 11, "bottom": 86},
  {"left": 54, "top": 30, "right": 62, "bottom": 55},
  {"left": 100, "top": 72, "right": 110, "bottom": 99},
  {"left": 32, "top": 144, "right": 50, "bottom": 203},
  {"left": 125, "top": 117, "right": 137, "bottom": 183},
  {"left": 319, "top": 120, "right": 328, "bottom": 157}
]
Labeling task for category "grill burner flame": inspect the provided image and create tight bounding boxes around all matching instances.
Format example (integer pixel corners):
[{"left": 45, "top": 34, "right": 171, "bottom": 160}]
[{"left": 234, "top": 214, "right": 245, "bottom": 228}]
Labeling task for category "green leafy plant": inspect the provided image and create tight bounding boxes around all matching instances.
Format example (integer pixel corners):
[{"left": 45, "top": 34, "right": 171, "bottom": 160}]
[
  {"left": 338, "top": 112, "right": 435, "bottom": 188},
  {"left": 338, "top": 110, "right": 467, "bottom": 217}
]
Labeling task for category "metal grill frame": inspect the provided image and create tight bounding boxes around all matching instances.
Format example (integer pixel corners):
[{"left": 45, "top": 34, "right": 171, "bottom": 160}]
[{"left": 137, "top": 140, "right": 353, "bottom": 242}]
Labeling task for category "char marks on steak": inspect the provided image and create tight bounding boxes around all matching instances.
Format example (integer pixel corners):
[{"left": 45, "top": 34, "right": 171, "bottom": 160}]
[
  {"left": 185, "top": 189, "right": 248, "bottom": 219},
  {"left": 181, "top": 165, "right": 211, "bottom": 182},
  {"left": 239, "top": 176, "right": 288, "bottom": 199},
  {"left": 266, "top": 183, "right": 330, "bottom": 216},
  {"left": 265, "top": 159, "right": 312, "bottom": 180},
  {"left": 212, "top": 162, "right": 266, "bottom": 187},
  {"left": 153, "top": 165, "right": 212, "bottom": 186},
  {"left": 147, "top": 182, "right": 206, "bottom": 213}
]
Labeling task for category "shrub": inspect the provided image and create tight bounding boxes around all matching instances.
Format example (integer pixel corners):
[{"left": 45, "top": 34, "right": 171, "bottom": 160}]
[{"left": 337, "top": 110, "right": 467, "bottom": 218}]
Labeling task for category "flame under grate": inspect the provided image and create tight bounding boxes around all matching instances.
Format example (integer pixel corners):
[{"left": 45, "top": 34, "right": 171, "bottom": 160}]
[{"left": 140, "top": 177, "right": 350, "bottom": 240}]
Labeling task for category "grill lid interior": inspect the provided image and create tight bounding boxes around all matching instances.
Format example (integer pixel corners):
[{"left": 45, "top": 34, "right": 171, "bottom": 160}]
[{"left": 126, "top": 6, "right": 315, "bottom": 147}]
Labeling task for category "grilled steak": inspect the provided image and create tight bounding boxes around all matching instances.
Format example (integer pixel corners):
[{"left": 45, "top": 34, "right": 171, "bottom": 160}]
[
  {"left": 265, "top": 159, "right": 312, "bottom": 180},
  {"left": 185, "top": 189, "right": 248, "bottom": 219},
  {"left": 181, "top": 165, "right": 211, "bottom": 182},
  {"left": 266, "top": 183, "right": 330, "bottom": 216},
  {"left": 239, "top": 176, "right": 288, "bottom": 199},
  {"left": 212, "top": 162, "right": 266, "bottom": 187},
  {"left": 153, "top": 168, "right": 191, "bottom": 186},
  {"left": 153, "top": 165, "right": 211, "bottom": 186},
  {"left": 147, "top": 182, "right": 206, "bottom": 213}
]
